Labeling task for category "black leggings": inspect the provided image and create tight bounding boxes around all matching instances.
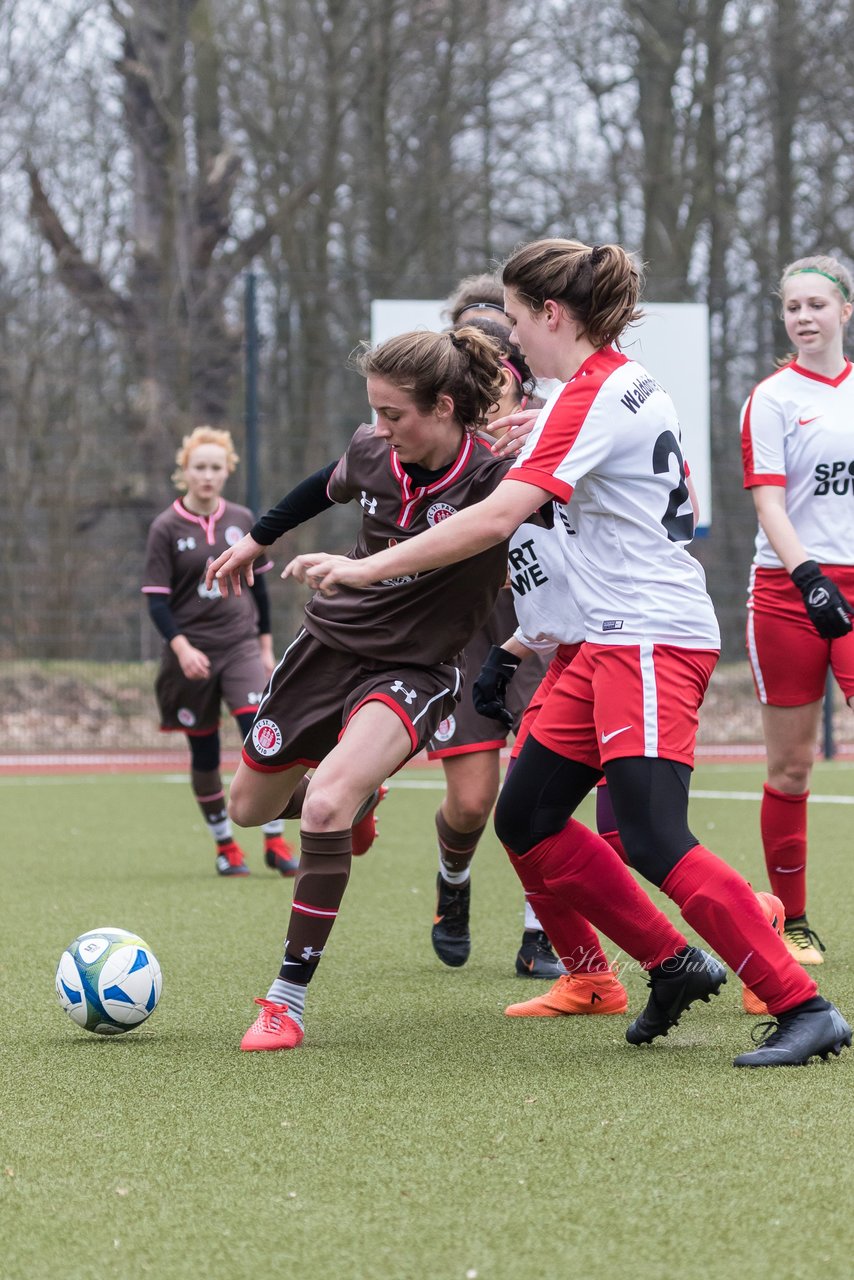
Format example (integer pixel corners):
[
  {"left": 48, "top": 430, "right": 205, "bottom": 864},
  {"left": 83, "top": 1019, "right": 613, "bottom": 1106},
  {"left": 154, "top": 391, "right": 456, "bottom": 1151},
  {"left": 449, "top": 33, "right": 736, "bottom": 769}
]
[
  {"left": 494, "top": 738, "right": 699, "bottom": 887},
  {"left": 186, "top": 711, "right": 256, "bottom": 772}
]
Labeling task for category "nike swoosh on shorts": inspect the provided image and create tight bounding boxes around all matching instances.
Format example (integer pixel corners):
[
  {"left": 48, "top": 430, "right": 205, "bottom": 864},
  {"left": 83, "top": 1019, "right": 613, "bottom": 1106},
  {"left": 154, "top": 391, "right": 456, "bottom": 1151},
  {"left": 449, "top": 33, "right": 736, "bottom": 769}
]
[{"left": 601, "top": 725, "right": 632, "bottom": 743}]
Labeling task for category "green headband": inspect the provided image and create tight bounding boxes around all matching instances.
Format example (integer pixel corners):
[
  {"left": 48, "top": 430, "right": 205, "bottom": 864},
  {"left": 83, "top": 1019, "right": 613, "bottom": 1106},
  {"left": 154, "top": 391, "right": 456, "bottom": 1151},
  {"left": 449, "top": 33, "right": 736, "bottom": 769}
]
[{"left": 788, "top": 267, "right": 851, "bottom": 301}]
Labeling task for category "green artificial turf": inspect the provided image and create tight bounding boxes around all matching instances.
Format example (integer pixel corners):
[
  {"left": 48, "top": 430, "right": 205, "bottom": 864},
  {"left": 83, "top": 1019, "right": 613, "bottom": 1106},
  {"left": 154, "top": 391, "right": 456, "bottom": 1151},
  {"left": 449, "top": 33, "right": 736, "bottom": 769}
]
[{"left": 2, "top": 763, "right": 852, "bottom": 1280}]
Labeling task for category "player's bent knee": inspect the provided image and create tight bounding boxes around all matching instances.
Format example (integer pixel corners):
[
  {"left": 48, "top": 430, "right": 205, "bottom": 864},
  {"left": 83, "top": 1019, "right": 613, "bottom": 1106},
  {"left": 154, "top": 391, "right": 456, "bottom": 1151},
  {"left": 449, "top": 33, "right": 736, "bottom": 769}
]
[
  {"left": 493, "top": 791, "right": 532, "bottom": 856},
  {"left": 447, "top": 797, "right": 494, "bottom": 831},
  {"left": 226, "top": 793, "right": 254, "bottom": 828},
  {"left": 227, "top": 780, "right": 272, "bottom": 829},
  {"left": 300, "top": 786, "right": 351, "bottom": 833}
]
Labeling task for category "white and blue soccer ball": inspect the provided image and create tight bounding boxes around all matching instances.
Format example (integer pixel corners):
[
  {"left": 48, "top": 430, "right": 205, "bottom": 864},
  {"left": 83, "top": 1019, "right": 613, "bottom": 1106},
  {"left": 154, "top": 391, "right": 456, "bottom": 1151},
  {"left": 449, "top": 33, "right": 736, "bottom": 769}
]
[{"left": 55, "top": 927, "right": 162, "bottom": 1035}]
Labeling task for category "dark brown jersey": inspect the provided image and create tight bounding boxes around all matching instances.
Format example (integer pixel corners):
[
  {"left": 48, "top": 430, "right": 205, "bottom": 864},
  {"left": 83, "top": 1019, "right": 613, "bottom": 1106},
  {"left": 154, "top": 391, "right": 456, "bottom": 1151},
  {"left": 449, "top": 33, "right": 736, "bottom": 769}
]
[
  {"left": 302, "top": 425, "right": 510, "bottom": 665},
  {"left": 142, "top": 498, "right": 272, "bottom": 652}
]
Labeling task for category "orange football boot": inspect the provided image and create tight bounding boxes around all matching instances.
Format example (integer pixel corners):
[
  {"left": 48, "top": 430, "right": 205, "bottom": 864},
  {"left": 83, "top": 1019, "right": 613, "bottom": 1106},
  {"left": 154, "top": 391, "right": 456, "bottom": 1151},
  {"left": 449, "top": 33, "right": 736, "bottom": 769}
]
[
  {"left": 240, "top": 998, "right": 304, "bottom": 1051},
  {"left": 505, "top": 969, "right": 628, "bottom": 1017}
]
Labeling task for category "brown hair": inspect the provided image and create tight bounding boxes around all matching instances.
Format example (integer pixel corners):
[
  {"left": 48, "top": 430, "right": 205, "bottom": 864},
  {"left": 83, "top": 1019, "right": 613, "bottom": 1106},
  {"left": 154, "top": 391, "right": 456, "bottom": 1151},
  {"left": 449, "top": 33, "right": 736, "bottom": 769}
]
[
  {"left": 354, "top": 327, "right": 504, "bottom": 430},
  {"left": 452, "top": 317, "right": 536, "bottom": 404},
  {"left": 502, "top": 238, "right": 643, "bottom": 348},
  {"left": 443, "top": 272, "right": 508, "bottom": 326},
  {"left": 172, "top": 425, "right": 239, "bottom": 491}
]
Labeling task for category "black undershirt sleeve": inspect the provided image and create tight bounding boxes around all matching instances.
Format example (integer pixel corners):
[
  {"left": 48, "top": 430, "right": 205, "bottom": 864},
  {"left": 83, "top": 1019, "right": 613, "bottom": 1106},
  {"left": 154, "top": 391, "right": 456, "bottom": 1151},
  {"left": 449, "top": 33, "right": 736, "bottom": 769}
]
[
  {"left": 250, "top": 573, "right": 272, "bottom": 635},
  {"left": 250, "top": 462, "right": 337, "bottom": 545},
  {"left": 147, "top": 595, "right": 180, "bottom": 643}
]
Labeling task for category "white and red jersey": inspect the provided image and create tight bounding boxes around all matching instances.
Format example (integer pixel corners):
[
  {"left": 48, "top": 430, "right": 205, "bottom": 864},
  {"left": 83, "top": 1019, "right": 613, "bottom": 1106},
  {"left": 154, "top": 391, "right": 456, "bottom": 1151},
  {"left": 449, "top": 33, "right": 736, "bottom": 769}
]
[
  {"left": 508, "top": 509, "right": 585, "bottom": 650},
  {"left": 740, "top": 359, "right": 854, "bottom": 568},
  {"left": 507, "top": 346, "right": 719, "bottom": 649}
]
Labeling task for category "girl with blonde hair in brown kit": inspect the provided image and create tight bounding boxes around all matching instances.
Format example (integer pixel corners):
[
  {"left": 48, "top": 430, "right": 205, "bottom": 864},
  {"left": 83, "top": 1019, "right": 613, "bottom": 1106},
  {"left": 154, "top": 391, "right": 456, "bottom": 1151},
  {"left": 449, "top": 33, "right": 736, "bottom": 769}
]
[
  {"left": 741, "top": 253, "right": 854, "bottom": 963},
  {"left": 292, "top": 237, "right": 851, "bottom": 1067},
  {"left": 142, "top": 425, "right": 298, "bottom": 878}
]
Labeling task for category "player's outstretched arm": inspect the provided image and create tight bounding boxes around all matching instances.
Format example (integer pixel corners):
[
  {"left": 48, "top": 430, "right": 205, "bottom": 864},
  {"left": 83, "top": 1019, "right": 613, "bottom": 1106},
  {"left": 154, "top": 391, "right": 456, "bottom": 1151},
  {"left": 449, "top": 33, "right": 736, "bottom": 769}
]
[
  {"left": 284, "top": 479, "right": 551, "bottom": 595},
  {"left": 283, "top": 553, "right": 369, "bottom": 595},
  {"left": 207, "top": 461, "right": 339, "bottom": 597},
  {"left": 206, "top": 534, "right": 263, "bottom": 597}
]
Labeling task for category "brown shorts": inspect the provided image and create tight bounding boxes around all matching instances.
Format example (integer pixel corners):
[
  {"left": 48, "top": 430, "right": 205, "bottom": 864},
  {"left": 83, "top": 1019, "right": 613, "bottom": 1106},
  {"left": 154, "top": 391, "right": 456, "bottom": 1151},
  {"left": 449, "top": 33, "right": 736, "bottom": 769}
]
[
  {"left": 155, "top": 636, "right": 269, "bottom": 734},
  {"left": 427, "top": 597, "right": 549, "bottom": 759},
  {"left": 242, "top": 629, "right": 463, "bottom": 773}
]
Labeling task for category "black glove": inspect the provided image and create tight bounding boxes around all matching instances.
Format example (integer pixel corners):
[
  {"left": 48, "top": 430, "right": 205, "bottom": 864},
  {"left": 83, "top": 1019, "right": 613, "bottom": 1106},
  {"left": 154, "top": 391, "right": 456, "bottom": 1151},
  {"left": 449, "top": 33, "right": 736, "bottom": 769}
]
[
  {"left": 790, "top": 560, "right": 853, "bottom": 639},
  {"left": 472, "top": 645, "right": 522, "bottom": 728}
]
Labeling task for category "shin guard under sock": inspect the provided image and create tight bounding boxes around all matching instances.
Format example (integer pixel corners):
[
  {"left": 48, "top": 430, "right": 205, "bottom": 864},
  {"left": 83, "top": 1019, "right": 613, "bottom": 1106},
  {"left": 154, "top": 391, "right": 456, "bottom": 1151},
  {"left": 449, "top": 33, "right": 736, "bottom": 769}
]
[
  {"left": 282, "top": 829, "right": 352, "bottom": 980},
  {"left": 515, "top": 878, "right": 611, "bottom": 976},
  {"left": 662, "top": 844, "right": 817, "bottom": 1015},
  {"left": 508, "top": 818, "right": 687, "bottom": 971},
  {"left": 191, "top": 768, "right": 232, "bottom": 843},
  {"left": 436, "top": 808, "right": 485, "bottom": 882},
  {"left": 761, "top": 784, "right": 808, "bottom": 918}
]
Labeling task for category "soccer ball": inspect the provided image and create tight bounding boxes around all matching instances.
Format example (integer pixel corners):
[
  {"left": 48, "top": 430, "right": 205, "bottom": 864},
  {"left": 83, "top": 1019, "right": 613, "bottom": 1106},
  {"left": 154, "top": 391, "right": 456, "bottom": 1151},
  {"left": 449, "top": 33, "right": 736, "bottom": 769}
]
[{"left": 55, "top": 926, "right": 162, "bottom": 1035}]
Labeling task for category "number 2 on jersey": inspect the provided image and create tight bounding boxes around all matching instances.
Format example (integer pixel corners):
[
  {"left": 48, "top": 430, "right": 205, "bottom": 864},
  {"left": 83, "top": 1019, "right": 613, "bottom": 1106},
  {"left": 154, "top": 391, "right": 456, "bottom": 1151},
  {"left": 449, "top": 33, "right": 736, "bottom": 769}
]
[{"left": 652, "top": 430, "right": 693, "bottom": 542}]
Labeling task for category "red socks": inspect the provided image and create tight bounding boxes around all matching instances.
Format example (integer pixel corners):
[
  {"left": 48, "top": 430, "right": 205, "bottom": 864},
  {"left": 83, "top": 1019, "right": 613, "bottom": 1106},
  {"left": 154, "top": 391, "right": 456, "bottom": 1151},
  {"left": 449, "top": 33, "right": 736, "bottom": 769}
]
[
  {"left": 662, "top": 844, "right": 816, "bottom": 1015},
  {"left": 507, "top": 819, "right": 688, "bottom": 971},
  {"left": 517, "top": 883, "right": 611, "bottom": 976},
  {"left": 761, "top": 784, "right": 808, "bottom": 918}
]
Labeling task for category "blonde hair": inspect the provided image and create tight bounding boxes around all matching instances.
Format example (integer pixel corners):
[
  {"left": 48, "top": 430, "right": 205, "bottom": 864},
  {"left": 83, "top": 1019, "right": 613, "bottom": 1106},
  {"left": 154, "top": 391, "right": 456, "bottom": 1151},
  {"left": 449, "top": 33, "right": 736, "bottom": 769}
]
[
  {"left": 502, "top": 238, "right": 643, "bottom": 347},
  {"left": 172, "top": 426, "right": 239, "bottom": 491},
  {"left": 779, "top": 254, "right": 853, "bottom": 304},
  {"left": 354, "top": 327, "right": 504, "bottom": 431}
]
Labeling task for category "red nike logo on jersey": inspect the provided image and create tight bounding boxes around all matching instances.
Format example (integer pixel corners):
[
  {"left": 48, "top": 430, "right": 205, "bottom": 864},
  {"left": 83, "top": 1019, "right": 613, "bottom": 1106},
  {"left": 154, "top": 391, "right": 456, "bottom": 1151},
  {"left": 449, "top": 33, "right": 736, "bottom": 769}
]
[{"left": 798, "top": 415, "right": 821, "bottom": 425}]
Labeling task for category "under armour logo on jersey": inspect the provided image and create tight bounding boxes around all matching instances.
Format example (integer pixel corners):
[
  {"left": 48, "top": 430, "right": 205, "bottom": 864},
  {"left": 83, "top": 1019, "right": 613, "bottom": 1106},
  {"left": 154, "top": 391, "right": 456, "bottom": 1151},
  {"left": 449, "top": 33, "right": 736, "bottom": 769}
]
[
  {"left": 177, "top": 536, "right": 196, "bottom": 551},
  {"left": 390, "top": 680, "right": 417, "bottom": 704},
  {"left": 360, "top": 491, "right": 378, "bottom": 514},
  {"left": 197, "top": 578, "right": 222, "bottom": 600}
]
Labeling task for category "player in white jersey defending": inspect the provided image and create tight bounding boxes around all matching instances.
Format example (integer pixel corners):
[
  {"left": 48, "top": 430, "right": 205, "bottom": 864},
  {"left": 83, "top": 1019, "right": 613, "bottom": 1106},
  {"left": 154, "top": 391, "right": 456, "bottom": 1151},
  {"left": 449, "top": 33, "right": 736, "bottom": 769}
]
[
  {"left": 291, "top": 238, "right": 851, "bottom": 1068},
  {"left": 474, "top": 505, "right": 631, "bottom": 1018},
  {"left": 741, "top": 253, "right": 854, "bottom": 964},
  {"left": 426, "top": 318, "right": 562, "bottom": 978}
]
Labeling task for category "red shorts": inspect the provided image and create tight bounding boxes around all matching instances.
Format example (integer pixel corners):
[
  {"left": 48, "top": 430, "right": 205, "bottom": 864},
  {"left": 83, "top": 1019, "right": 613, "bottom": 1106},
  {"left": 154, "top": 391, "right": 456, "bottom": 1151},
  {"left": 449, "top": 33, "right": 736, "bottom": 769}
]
[
  {"left": 747, "top": 565, "right": 854, "bottom": 706},
  {"left": 528, "top": 641, "right": 719, "bottom": 770},
  {"left": 510, "top": 643, "right": 583, "bottom": 759}
]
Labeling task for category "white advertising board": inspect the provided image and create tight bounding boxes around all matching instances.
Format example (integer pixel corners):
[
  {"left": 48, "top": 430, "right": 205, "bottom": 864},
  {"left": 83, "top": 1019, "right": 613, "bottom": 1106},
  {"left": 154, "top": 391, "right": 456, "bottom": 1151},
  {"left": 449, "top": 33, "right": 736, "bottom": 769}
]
[{"left": 371, "top": 298, "right": 711, "bottom": 531}]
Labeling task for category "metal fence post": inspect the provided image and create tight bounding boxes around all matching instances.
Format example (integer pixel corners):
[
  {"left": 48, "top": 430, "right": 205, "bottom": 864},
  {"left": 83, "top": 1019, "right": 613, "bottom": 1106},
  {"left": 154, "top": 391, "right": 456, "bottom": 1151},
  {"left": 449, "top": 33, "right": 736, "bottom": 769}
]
[{"left": 244, "top": 270, "right": 260, "bottom": 516}]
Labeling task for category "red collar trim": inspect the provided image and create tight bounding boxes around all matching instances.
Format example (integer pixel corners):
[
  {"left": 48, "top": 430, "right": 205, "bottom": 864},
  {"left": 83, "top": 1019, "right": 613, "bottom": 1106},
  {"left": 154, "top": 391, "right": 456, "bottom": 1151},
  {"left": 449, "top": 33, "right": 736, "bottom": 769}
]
[
  {"left": 790, "top": 359, "right": 852, "bottom": 388},
  {"left": 390, "top": 434, "right": 474, "bottom": 528}
]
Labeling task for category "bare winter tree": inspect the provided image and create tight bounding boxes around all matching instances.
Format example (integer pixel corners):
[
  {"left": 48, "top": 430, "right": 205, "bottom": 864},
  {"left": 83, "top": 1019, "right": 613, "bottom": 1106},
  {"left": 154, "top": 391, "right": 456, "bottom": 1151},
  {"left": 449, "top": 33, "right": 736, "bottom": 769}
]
[{"left": 25, "top": 0, "right": 317, "bottom": 498}]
